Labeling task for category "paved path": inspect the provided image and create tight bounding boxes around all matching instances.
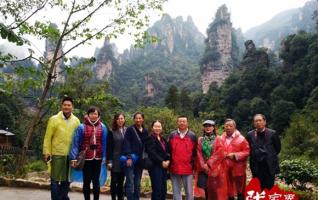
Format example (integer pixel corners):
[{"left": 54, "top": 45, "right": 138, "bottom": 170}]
[{"left": 0, "top": 186, "right": 148, "bottom": 200}]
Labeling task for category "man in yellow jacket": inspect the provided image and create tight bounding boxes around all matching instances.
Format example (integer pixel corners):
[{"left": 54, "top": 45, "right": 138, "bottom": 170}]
[{"left": 43, "top": 97, "right": 80, "bottom": 200}]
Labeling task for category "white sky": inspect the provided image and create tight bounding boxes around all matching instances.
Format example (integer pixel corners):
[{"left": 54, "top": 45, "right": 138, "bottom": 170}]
[{"left": 0, "top": 0, "right": 310, "bottom": 58}]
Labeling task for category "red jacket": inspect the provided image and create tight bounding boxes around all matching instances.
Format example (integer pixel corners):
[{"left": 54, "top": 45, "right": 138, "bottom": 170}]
[
  {"left": 169, "top": 130, "right": 197, "bottom": 175},
  {"left": 214, "top": 130, "right": 250, "bottom": 176},
  {"left": 207, "top": 130, "right": 250, "bottom": 198}
]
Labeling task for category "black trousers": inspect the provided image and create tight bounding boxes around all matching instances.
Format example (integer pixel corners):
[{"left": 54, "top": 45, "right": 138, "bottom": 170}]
[
  {"left": 149, "top": 165, "right": 167, "bottom": 200},
  {"left": 254, "top": 163, "right": 275, "bottom": 190},
  {"left": 110, "top": 171, "right": 125, "bottom": 200},
  {"left": 83, "top": 159, "right": 102, "bottom": 200}
]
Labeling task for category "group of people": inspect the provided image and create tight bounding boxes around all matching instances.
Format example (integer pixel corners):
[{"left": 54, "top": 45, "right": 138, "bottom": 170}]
[{"left": 43, "top": 97, "right": 281, "bottom": 200}]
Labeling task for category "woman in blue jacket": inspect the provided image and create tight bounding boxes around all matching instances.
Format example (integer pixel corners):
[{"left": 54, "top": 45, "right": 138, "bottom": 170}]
[{"left": 69, "top": 106, "right": 107, "bottom": 200}]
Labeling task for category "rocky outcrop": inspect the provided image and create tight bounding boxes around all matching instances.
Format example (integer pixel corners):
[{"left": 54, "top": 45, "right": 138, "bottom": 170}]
[
  {"left": 240, "top": 40, "right": 269, "bottom": 69},
  {"left": 111, "top": 14, "right": 203, "bottom": 108},
  {"left": 94, "top": 39, "right": 117, "bottom": 81},
  {"left": 201, "top": 5, "right": 237, "bottom": 93},
  {"left": 144, "top": 75, "right": 155, "bottom": 97},
  {"left": 44, "top": 23, "right": 64, "bottom": 82}
]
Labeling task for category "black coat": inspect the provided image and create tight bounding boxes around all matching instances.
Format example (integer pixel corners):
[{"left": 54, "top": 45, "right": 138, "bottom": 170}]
[
  {"left": 145, "top": 134, "right": 170, "bottom": 166},
  {"left": 246, "top": 128, "right": 281, "bottom": 176}
]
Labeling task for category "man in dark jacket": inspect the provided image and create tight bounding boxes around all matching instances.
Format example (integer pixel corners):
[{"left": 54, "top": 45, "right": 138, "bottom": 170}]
[{"left": 246, "top": 114, "right": 281, "bottom": 190}]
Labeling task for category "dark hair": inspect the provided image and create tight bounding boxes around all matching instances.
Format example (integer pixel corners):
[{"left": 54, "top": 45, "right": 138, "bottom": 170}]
[
  {"left": 87, "top": 106, "right": 100, "bottom": 116},
  {"left": 112, "top": 113, "right": 125, "bottom": 131},
  {"left": 133, "top": 111, "right": 144, "bottom": 119},
  {"left": 61, "top": 96, "right": 73, "bottom": 104},
  {"left": 253, "top": 114, "right": 266, "bottom": 121}
]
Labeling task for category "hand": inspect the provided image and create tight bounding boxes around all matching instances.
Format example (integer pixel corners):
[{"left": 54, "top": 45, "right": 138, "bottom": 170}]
[
  {"left": 126, "top": 158, "right": 132, "bottom": 167},
  {"left": 71, "top": 160, "right": 77, "bottom": 168},
  {"left": 107, "top": 163, "right": 112, "bottom": 170},
  {"left": 162, "top": 161, "right": 168, "bottom": 168},
  {"left": 43, "top": 154, "right": 51, "bottom": 162},
  {"left": 203, "top": 164, "right": 209, "bottom": 173},
  {"left": 226, "top": 153, "right": 236, "bottom": 160}
]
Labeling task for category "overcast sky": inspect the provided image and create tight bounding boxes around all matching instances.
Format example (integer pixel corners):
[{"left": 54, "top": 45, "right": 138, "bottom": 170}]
[{"left": 1, "top": 0, "right": 310, "bottom": 58}]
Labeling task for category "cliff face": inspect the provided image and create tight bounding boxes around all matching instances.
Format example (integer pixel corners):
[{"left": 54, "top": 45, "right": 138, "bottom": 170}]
[
  {"left": 201, "top": 5, "right": 239, "bottom": 93},
  {"left": 245, "top": 0, "right": 318, "bottom": 51},
  {"left": 44, "top": 24, "right": 64, "bottom": 82},
  {"left": 111, "top": 14, "right": 204, "bottom": 107},
  {"left": 94, "top": 39, "right": 118, "bottom": 81}
]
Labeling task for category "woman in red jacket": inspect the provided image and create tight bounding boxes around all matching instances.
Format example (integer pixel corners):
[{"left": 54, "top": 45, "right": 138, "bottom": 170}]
[{"left": 196, "top": 120, "right": 217, "bottom": 199}]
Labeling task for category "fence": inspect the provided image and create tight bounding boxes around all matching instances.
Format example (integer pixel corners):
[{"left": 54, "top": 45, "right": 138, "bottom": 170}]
[{"left": 0, "top": 146, "right": 34, "bottom": 155}]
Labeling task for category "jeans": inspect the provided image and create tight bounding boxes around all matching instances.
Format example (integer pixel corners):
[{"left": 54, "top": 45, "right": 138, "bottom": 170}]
[
  {"left": 51, "top": 180, "right": 70, "bottom": 200},
  {"left": 83, "top": 159, "right": 102, "bottom": 200},
  {"left": 149, "top": 165, "right": 167, "bottom": 200},
  {"left": 125, "top": 165, "right": 143, "bottom": 200},
  {"left": 110, "top": 171, "right": 125, "bottom": 200},
  {"left": 170, "top": 173, "right": 193, "bottom": 200}
]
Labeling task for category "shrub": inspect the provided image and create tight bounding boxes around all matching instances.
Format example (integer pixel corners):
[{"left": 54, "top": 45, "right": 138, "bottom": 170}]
[{"left": 278, "top": 159, "right": 318, "bottom": 191}]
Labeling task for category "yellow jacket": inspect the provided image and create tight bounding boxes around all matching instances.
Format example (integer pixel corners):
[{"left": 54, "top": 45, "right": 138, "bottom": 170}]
[{"left": 43, "top": 111, "right": 80, "bottom": 156}]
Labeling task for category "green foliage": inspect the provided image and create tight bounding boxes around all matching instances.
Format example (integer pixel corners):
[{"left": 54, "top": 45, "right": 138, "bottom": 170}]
[
  {"left": 137, "top": 106, "right": 177, "bottom": 135},
  {"left": 111, "top": 14, "right": 203, "bottom": 109},
  {"left": 57, "top": 62, "right": 123, "bottom": 124},
  {"left": 24, "top": 160, "right": 46, "bottom": 172},
  {"left": 270, "top": 100, "right": 296, "bottom": 134},
  {"left": 279, "top": 159, "right": 318, "bottom": 191},
  {"left": 179, "top": 88, "right": 192, "bottom": 116},
  {"left": 0, "top": 155, "right": 17, "bottom": 177},
  {"left": 165, "top": 85, "right": 180, "bottom": 111},
  {"left": 0, "top": 103, "right": 14, "bottom": 130}
]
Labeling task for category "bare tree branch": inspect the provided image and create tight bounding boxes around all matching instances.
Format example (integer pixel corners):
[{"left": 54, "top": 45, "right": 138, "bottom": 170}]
[
  {"left": 62, "top": 0, "right": 107, "bottom": 37},
  {"left": 73, "top": 0, "right": 94, "bottom": 13},
  {"left": 56, "top": 18, "right": 121, "bottom": 60},
  {"left": 3, "top": 55, "right": 45, "bottom": 66},
  {"left": 9, "top": 0, "right": 49, "bottom": 30}
]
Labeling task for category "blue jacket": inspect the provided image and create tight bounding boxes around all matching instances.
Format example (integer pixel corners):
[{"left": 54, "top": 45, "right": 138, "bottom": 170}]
[{"left": 69, "top": 123, "right": 108, "bottom": 161}]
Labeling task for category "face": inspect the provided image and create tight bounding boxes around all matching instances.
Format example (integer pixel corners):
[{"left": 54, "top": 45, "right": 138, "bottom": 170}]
[
  {"left": 116, "top": 114, "right": 125, "bottom": 128},
  {"left": 254, "top": 115, "right": 266, "bottom": 130},
  {"left": 203, "top": 124, "right": 214, "bottom": 135},
  {"left": 177, "top": 117, "right": 188, "bottom": 131},
  {"left": 224, "top": 121, "right": 236, "bottom": 135},
  {"left": 134, "top": 114, "right": 144, "bottom": 127},
  {"left": 61, "top": 100, "right": 73, "bottom": 115},
  {"left": 88, "top": 110, "right": 99, "bottom": 122},
  {"left": 152, "top": 121, "right": 162, "bottom": 136}
]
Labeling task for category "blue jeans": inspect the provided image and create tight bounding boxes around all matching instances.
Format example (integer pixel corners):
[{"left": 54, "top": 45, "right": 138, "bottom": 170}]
[
  {"left": 125, "top": 165, "right": 143, "bottom": 200},
  {"left": 51, "top": 180, "right": 70, "bottom": 200},
  {"left": 149, "top": 165, "right": 167, "bottom": 200},
  {"left": 170, "top": 173, "right": 193, "bottom": 200}
]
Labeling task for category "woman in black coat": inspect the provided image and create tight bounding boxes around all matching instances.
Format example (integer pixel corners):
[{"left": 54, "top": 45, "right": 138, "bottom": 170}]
[{"left": 145, "top": 120, "right": 170, "bottom": 200}]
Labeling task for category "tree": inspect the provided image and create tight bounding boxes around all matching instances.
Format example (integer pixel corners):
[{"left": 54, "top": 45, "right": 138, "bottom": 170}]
[
  {"left": 179, "top": 88, "right": 192, "bottom": 116},
  {"left": 0, "top": 103, "right": 14, "bottom": 130},
  {"left": 0, "top": 0, "right": 166, "bottom": 175},
  {"left": 270, "top": 100, "right": 296, "bottom": 134},
  {"left": 165, "top": 85, "right": 180, "bottom": 111},
  {"left": 58, "top": 63, "right": 123, "bottom": 123}
]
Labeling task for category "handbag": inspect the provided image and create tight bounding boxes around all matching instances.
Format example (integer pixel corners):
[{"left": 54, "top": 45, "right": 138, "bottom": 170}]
[
  {"left": 197, "top": 171, "right": 208, "bottom": 189},
  {"left": 132, "top": 127, "right": 153, "bottom": 169}
]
